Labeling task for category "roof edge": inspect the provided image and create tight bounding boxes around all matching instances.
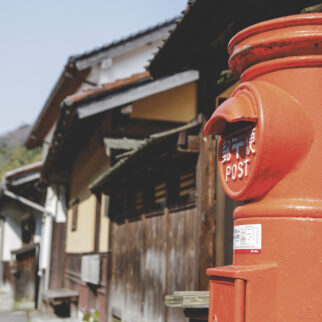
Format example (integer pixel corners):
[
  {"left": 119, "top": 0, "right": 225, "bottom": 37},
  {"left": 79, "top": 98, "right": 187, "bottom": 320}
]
[
  {"left": 3, "top": 161, "right": 43, "bottom": 180},
  {"left": 89, "top": 115, "right": 202, "bottom": 192}
]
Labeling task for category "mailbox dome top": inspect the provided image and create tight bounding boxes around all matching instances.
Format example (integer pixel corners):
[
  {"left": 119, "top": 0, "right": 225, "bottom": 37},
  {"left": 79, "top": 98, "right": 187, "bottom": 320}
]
[{"left": 228, "top": 13, "right": 322, "bottom": 76}]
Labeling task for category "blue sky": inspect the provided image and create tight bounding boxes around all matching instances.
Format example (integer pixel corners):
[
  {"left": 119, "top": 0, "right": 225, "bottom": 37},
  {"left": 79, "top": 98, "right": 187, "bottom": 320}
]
[{"left": 0, "top": 0, "right": 187, "bottom": 136}]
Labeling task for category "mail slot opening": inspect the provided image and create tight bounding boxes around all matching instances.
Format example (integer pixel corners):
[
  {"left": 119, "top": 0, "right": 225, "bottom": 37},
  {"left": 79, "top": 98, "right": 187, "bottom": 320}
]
[
  {"left": 222, "top": 121, "right": 255, "bottom": 137},
  {"left": 204, "top": 93, "right": 257, "bottom": 136}
]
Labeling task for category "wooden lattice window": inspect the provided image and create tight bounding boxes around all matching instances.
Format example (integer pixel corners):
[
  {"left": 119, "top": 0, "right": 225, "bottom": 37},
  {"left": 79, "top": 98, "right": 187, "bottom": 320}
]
[
  {"left": 154, "top": 181, "right": 167, "bottom": 211},
  {"left": 135, "top": 191, "right": 144, "bottom": 213},
  {"left": 178, "top": 171, "right": 196, "bottom": 202},
  {"left": 167, "top": 167, "right": 196, "bottom": 208},
  {"left": 103, "top": 194, "right": 110, "bottom": 218}
]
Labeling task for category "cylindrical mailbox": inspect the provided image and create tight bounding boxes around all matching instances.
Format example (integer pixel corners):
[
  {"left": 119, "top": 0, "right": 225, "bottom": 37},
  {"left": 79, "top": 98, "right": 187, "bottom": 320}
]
[{"left": 205, "top": 14, "right": 322, "bottom": 322}]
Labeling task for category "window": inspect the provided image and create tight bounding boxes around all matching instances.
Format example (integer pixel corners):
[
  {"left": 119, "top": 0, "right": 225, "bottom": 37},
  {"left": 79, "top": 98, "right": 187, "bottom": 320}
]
[
  {"left": 21, "top": 215, "right": 35, "bottom": 244},
  {"left": 154, "top": 181, "right": 167, "bottom": 211},
  {"left": 71, "top": 199, "right": 79, "bottom": 231},
  {"left": 178, "top": 170, "right": 196, "bottom": 204},
  {"left": 135, "top": 191, "right": 144, "bottom": 213},
  {"left": 108, "top": 155, "right": 197, "bottom": 221},
  {"left": 103, "top": 194, "right": 110, "bottom": 218}
]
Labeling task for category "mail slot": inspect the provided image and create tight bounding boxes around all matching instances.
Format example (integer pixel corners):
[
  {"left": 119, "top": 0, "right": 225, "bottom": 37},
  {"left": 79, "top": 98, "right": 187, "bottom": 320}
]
[
  {"left": 204, "top": 80, "right": 313, "bottom": 201},
  {"left": 205, "top": 13, "right": 322, "bottom": 321}
]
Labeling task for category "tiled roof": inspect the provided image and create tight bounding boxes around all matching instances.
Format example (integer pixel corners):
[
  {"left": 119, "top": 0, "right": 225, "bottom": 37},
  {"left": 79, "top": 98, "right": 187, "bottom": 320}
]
[
  {"left": 64, "top": 71, "right": 150, "bottom": 105},
  {"left": 41, "top": 71, "right": 152, "bottom": 182},
  {"left": 69, "top": 17, "right": 177, "bottom": 63},
  {"left": 26, "top": 17, "right": 177, "bottom": 149},
  {"left": 148, "top": 0, "right": 320, "bottom": 78}
]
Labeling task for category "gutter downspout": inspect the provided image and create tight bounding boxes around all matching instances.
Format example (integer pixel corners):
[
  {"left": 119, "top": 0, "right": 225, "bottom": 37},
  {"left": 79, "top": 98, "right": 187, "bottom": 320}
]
[
  {"left": 2, "top": 179, "right": 49, "bottom": 214},
  {"left": 39, "top": 185, "right": 64, "bottom": 297},
  {"left": 41, "top": 212, "right": 53, "bottom": 292}
]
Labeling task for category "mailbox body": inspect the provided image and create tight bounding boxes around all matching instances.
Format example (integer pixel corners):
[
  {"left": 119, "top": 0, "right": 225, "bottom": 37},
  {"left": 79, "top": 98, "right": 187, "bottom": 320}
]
[{"left": 205, "top": 14, "right": 322, "bottom": 322}]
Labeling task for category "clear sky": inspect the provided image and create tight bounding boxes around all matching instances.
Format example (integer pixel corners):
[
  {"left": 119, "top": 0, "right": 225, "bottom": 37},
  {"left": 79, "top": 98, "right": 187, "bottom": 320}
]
[{"left": 0, "top": 0, "right": 187, "bottom": 136}]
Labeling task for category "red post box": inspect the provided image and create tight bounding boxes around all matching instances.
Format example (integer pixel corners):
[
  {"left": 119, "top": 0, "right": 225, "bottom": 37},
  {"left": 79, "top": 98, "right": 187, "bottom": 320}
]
[{"left": 204, "top": 14, "right": 322, "bottom": 321}]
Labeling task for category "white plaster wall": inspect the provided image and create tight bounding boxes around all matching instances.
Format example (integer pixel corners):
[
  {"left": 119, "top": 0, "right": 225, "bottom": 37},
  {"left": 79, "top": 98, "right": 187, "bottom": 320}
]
[
  {"left": 39, "top": 214, "right": 52, "bottom": 270},
  {"left": 1, "top": 201, "right": 43, "bottom": 261},
  {"left": 44, "top": 185, "right": 67, "bottom": 223},
  {"left": 98, "top": 39, "right": 162, "bottom": 85},
  {"left": 42, "top": 122, "right": 56, "bottom": 160},
  {"left": 56, "top": 185, "right": 67, "bottom": 223},
  {"left": 79, "top": 38, "right": 162, "bottom": 92},
  {"left": 39, "top": 184, "right": 66, "bottom": 270},
  {"left": 78, "top": 64, "right": 101, "bottom": 92},
  {"left": 31, "top": 208, "right": 42, "bottom": 244},
  {"left": 2, "top": 216, "right": 21, "bottom": 261}
]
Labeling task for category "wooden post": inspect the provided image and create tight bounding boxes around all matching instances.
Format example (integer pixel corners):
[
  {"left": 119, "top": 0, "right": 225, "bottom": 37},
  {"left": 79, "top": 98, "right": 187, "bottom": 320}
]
[
  {"left": 195, "top": 124, "right": 216, "bottom": 290},
  {"left": 94, "top": 194, "right": 101, "bottom": 253}
]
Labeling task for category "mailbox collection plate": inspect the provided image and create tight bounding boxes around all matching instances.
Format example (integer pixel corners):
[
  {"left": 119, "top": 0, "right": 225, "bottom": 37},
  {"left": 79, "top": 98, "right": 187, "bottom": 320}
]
[{"left": 233, "top": 224, "right": 261, "bottom": 254}]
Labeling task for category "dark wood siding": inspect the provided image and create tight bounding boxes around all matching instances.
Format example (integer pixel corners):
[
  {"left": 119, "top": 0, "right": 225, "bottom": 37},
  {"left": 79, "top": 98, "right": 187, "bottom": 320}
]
[
  {"left": 106, "top": 132, "right": 216, "bottom": 321},
  {"left": 49, "top": 222, "right": 66, "bottom": 289},
  {"left": 107, "top": 206, "right": 199, "bottom": 322},
  {"left": 12, "top": 245, "right": 38, "bottom": 303},
  {"left": 2, "top": 261, "right": 11, "bottom": 285},
  {"left": 64, "top": 252, "right": 109, "bottom": 322}
]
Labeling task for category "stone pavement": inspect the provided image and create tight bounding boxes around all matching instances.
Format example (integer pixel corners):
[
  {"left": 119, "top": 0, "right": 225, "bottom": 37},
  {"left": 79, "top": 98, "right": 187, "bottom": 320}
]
[
  {"left": 0, "top": 285, "right": 80, "bottom": 322},
  {"left": 0, "top": 311, "right": 28, "bottom": 322},
  {"left": 29, "top": 311, "right": 81, "bottom": 322},
  {"left": 0, "top": 285, "right": 28, "bottom": 322}
]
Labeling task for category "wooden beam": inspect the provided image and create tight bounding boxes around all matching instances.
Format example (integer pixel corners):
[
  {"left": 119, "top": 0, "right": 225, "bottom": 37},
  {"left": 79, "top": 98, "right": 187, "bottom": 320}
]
[
  {"left": 195, "top": 125, "right": 216, "bottom": 290},
  {"left": 103, "top": 138, "right": 145, "bottom": 157},
  {"left": 165, "top": 291, "right": 209, "bottom": 308},
  {"left": 94, "top": 194, "right": 101, "bottom": 252}
]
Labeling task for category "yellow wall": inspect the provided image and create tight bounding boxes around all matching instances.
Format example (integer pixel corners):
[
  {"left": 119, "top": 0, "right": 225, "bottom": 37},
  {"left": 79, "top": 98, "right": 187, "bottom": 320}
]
[
  {"left": 66, "top": 133, "right": 110, "bottom": 253},
  {"left": 66, "top": 192, "right": 96, "bottom": 253},
  {"left": 130, "top": 82, "right": 197, "bottom": 123}
]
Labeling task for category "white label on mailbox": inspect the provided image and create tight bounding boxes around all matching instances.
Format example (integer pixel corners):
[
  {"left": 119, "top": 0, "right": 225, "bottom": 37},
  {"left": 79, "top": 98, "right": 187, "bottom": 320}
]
[{"left": 233, "top": 224, "right": 261, "bottom": 254}]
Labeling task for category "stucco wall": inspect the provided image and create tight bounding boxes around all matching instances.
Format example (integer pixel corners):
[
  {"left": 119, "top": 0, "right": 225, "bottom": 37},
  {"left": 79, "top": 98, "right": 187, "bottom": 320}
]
[
  {"left": 99, "top": 39, "right": 163, "bottom": 85},
  {"left": 1, "top": 203, "right": 22, "bottom": 261},
  {"left": 131, "top": 82, "right": 197, "bottom": 123},
  {"left": 80, "top": 38, "right": 163, "bottom": 91},
  {"left": 66, "top": 191, "right": 97, "bottom": 253}
]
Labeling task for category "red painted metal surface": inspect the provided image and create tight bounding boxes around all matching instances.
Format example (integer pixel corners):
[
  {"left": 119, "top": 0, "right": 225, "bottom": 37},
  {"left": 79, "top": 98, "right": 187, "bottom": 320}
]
[{"left": 205, "top": 14, "right": 322, "bottom": 322}]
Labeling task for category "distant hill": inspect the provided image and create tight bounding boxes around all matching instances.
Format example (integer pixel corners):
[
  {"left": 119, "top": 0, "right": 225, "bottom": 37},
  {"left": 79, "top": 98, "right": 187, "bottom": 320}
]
[
  {"left": 0, "top": 124, "right": 42, "bottom": 178},
  {"left": 0, "top": 124, "right": 31, "bottom": 148}
]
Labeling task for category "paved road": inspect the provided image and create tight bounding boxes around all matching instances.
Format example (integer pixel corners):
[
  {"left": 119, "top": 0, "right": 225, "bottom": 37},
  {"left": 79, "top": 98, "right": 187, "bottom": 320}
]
[
  {"left": 0, "top": 287, "right": 80, "bottom": 322},
  {"left": 0, "top": 311, "right": 28, "bottom": 322},
  {"left": 0, "top": 286, "right": 28, "bottom": 321}
]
